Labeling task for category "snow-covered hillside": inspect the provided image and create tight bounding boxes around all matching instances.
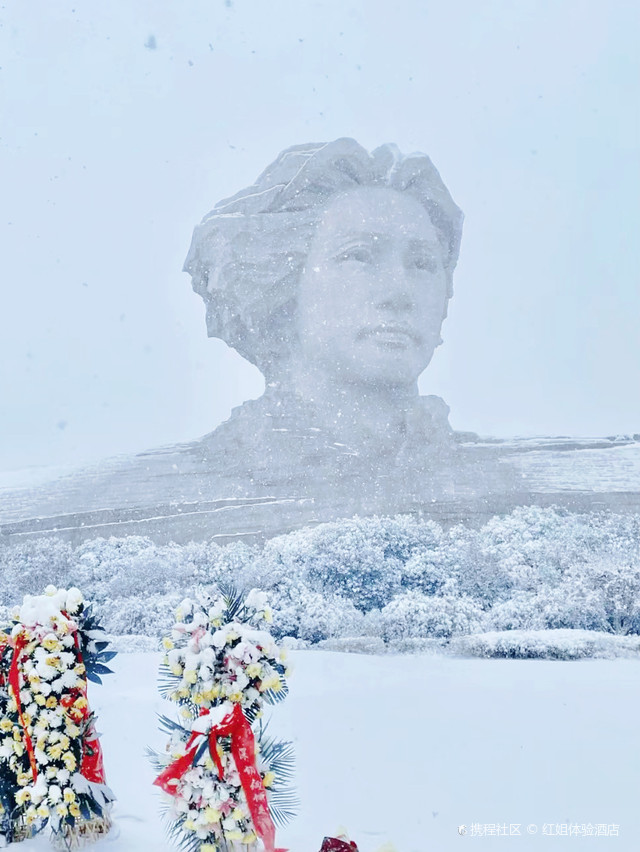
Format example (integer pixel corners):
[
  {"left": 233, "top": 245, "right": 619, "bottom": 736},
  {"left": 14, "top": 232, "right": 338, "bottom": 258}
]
[{"left": 20, "top": 649, "right": 640, "bottom": 851}]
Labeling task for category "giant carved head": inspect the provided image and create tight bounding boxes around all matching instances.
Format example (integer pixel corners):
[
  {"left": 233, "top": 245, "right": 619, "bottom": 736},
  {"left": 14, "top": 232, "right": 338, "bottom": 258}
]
[{"left": 184, "top": 138, "right": 463, "bottom": 387}]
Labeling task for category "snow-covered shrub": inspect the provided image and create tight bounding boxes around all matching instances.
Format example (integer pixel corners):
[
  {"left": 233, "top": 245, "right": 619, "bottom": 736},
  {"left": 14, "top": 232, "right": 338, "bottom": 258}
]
[
  {"left": 98, "top": 593, "right": 180, "bottom": 637},
  {"left": 2, "top": 508, "right": 640, "bottom": 652},
  {"left": 484, "top": 590, "right": 550, "bottom": 632},
  {"left": 399, "top": 550, "right": 451, "bottom": 595},
  {"left": 269, "top": 578, "right": 364, "bottom": 644},
  {"left": 451, "top": 629, "right": 640, "bottom": 660},
  {"left": 0, "top": 538, "right": 74, "bottom": 601},
  {"left": 581, "top": 557, "right": 640, "bottom": 635},
  {"left": 260, "top": 518, "right": 405, "bottom": 611},
  {"left": 380, "top": 582, "right": 483, "bottom": 640}
]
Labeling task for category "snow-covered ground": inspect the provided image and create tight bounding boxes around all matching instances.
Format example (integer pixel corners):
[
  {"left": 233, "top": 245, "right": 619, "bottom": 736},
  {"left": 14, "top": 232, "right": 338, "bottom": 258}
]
[{"left": 23, "top": 650, "right": 640, "bottom": 851}]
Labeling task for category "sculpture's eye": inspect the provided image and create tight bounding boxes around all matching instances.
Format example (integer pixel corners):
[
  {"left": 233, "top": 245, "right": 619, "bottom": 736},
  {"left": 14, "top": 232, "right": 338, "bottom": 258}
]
[
  {"left": 407, "top": 253, "right": 438, "bottom": 273},
  {"left": 336, "top": 245, "right": 374, "bottom": 264}
]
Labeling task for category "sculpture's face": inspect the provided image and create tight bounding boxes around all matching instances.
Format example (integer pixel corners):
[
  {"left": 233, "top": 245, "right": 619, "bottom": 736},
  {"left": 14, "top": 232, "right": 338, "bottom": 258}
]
[{"left": 296, "top": 186, "right": 449, "bottom": 388}]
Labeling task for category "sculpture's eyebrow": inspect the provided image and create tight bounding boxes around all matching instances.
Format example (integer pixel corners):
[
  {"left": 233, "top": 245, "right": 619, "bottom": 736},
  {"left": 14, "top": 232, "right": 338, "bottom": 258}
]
[
  {"left": 331, "top": 231, "right": 388, "bottom": 247},
  {"left": 406, "top": 237, "right": 441, "bottom": 253},
  {"left": 330, "top": 233, "right": 440, "bottom": 251}
]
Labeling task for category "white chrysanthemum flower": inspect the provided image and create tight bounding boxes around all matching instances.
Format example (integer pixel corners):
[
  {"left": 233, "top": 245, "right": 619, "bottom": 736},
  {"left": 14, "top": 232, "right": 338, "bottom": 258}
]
[
  {"left": 48, "top": 785, "right": 62, "bottom": 803},
  {"left": 56, "top": 768, "right": 70, "bottom": 785},
  {"left": 46, "top": 711, "right": 63, "bottom": 728},
  {"left": 59, "top": 669, "right": 78, "bottom": 690},
  {"left": 35, "top": 661, "right": 57, "bottom": 681}
]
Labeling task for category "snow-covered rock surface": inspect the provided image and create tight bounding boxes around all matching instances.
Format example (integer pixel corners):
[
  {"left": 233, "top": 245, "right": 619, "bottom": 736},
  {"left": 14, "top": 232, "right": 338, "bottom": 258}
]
[
  {"left": 1, "top": 435, "right": 639, "bottom": 545},
  {"left": 20, "top": 648, "right": 640, "bottom": 851}
]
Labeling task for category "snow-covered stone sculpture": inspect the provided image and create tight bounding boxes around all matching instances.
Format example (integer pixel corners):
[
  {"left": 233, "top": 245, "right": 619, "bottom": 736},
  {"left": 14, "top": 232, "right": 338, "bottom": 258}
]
[
  {"left": 0, "top": 139, "right": 638, "bottom": 544},
  {"left": 181, "top": 138, "right": 517, "bottom": 510}
]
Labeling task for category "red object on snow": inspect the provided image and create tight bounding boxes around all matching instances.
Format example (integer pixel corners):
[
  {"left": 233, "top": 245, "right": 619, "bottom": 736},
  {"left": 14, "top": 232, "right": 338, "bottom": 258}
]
[{"left": 320, "top": 839, "right": 359, "bottom": 852}]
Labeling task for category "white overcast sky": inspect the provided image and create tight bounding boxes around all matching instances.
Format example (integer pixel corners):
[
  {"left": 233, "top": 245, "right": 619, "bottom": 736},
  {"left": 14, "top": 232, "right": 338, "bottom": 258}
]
[{"left": 1, "top": 0, "right": 638, "bottom": 474}]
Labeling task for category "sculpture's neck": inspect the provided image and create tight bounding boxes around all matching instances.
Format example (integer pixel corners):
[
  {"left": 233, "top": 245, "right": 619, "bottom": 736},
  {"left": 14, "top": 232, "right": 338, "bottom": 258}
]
[{"left": 283, "top": 366, "right": 420, "bottom": 447}]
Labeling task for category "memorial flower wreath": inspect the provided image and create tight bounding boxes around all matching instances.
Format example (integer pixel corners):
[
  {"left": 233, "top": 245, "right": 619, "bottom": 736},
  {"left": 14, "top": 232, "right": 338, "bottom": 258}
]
[
  {"left": 0, "top": 585, "right": 115, "bottom": 848},
  {"left": 151, "top": 586, "right": 297, "bottom": 852}
]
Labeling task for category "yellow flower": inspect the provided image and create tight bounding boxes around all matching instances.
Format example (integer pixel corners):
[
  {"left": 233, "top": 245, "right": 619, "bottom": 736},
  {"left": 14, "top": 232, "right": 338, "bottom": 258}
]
[
  {"left": 228, "top": 690, "right": 243, "bottom": 703},
  {"left": 35, "top": 694, "right": 46, "bottom": 706},
  {"left": 0, "top": 718, "right": 13, "bottom": 732},
  {"left": 62, "top": 752, "right": 77, "bottom": 771},
  {"left": 243, "top": 832, "right": 258, "bottom": 844},
  {"left": 17, "top": 772, "right": 31, "bottom": 787},
  {"left": 201, "top": 845, "right": 217, "bottom": 852},
  {"left": 69, "top": 803, "right": 81, "bottom": 818},
  {"left": 46, "top": 696, "right": 58, "bottom": 709},
  {"left": 36, "top": 804, "right": 50, "bottom": 818},
  {"left": 225, "top": 830, "right": 243, "bottom": 841},
  {"left": 63, "top": 788, "right": 76, "bottom": 803},
  {"left": 13, "top": 742, "right": 25, "bottom": 757},
  {"left": 15, "top": 789, "right": 30, "bottom": 806},
  {"left": 264, "top": 607, "right": 273, "bottom": 623},
  {"left": 231, "top": 807, "right": 244, "bottom": 820},
  {"left": 162, "top": 637, "right": 174, "bottom": 650},
  {"left": 180, "top": 708, "right": 192, "bottom": 720},
  {"left": 43, "top": 636, "right": 62, "bottom": 652},
  {"left": 74, "top": 696, "right": 88, "bottom": 711},
  {"left": 47, "top": 743, "right": 64, "bottom": 760},
  {"left": 45, "top": 655, "right": 62, "bottom": 669},
  {"left": 193, "top": 692, "right": 204, "bottom": 705},
  {"left": 170, "top": 663, "right": 183, "bottom": 677},
  {"left": 74, "top": 663, "right": 86, "bottom": 675},
  {"left": 246, "top": 663, "right": 262, "bottom": 678},
  {"left": 55, "top": 803, "right": 68, "bottom": 817},
  {"left": 262, "top": 771, "right": 275, "bottom": 788},
  {"left": 184, "top": 818, "right": 196, "bottom": 831},
  {"left": 211, "top": 617, "right": 222, "bottom": 628},
  {"left": 12, "top": 728, "right": 22, "bottom": 742},
  {"left": 203, "top": 806, "right": 221, "bottom": 823},
  {"left": 183, "top": 669, "right": 197, "bottom": 684}
]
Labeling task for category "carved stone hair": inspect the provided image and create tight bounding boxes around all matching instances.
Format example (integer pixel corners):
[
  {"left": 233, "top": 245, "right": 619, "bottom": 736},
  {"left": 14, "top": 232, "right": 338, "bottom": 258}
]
[{"left": 184, "top": 138, "right": 463, "bottom": 380}]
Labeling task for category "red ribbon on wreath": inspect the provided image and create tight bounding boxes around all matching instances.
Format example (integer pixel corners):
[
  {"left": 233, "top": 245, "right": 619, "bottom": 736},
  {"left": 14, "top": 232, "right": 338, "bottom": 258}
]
[
  {"left": 68, "top": 624, "right": 107, "bottom": 784},
  {"left": 7, "top": 621, "right": 107, "bottom": 786},
  {"left": 154, "top": 702, "right": 286, "bottom": 852}
]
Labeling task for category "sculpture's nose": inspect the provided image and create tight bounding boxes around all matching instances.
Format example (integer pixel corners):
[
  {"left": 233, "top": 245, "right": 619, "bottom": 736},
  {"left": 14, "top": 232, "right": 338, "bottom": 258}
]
[{"left": 374, "top": 272, "right": 415, "bottom": 314}]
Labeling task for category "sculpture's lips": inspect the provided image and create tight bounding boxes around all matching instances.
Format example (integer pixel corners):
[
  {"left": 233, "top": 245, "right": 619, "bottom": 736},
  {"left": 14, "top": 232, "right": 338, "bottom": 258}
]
[{"left": 358, "top": 325, "right": 422, "bottom": 346}]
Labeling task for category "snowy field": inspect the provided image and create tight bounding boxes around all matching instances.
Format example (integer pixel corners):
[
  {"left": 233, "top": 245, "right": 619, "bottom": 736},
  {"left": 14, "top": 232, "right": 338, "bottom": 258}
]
[{"left": 19, "top": 649, "right": 640, "bottom": 852}]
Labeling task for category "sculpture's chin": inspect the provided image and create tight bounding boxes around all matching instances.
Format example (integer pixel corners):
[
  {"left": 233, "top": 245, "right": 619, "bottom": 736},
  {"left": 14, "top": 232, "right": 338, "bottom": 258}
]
[{"left": 345, "top": 340, "right": 434, "bottom": 388}]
